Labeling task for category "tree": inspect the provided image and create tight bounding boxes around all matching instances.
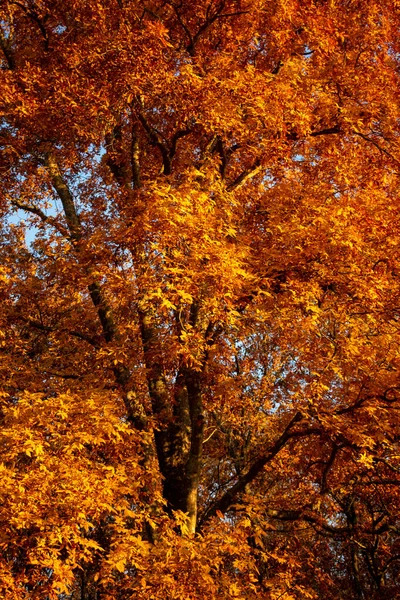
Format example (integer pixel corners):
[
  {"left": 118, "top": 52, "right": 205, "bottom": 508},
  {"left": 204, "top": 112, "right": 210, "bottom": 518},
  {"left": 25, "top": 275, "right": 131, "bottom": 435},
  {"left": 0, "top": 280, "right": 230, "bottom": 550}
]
[{"left": 1, "top": 0, "right": 400, "bottom": 597}]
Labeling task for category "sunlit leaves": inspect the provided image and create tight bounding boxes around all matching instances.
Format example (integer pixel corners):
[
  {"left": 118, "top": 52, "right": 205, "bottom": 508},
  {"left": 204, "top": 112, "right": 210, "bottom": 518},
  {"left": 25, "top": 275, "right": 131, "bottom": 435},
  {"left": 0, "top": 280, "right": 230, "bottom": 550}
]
[{"left": 1, "top": 0, "right": 400, "bottom": 598}]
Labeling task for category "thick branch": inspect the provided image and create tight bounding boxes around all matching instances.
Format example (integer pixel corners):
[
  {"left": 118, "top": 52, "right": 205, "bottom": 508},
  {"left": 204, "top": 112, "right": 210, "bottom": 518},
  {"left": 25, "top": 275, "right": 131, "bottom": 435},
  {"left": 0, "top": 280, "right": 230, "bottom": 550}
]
[
  {"left": 214, "top": 137, "right": 227, "bottom": 179},
  {"left": 44, "top": 152, "right": 121, "bottom": 357},
  {"left": 227, "top": 159, "right": 262, "bottom": 191},
  {"left": 10, "top": 199, "right": 69, "bottom": 237},
  {"left": 170, "top": 127, "right": 192, "bottom": 160},
  {"left": 310, "top": 126, "right": 342, "bottom": 137},
  {"left": 184, "top": 367, "right": 204, "bottom": 533},
  {"left": 87, "top": 281, "right": 118, "bottom": 343},
  {"left": 105, "top": 124, "right": 132, "bottom": 188},
  {"left": 33, "top": 155, "right": 143, "bottom": 424},
  {"left": 137, "top": 307, "right": 180, "bottom": 458},
  {"left": 200, "top": 413, "right": 322, "bottom": 525},
  {"left": 131, "top": 122, "right": 142, "bottom": 189},
  {"left": 138, "top": 112, "right": 192, "bottom": 176},
  {"left": 321, "top": 444, "right": 339, "bottom": 493},
  {"left": 138, "top": 113, "right": 172, "bottom": 175},
  {"left": 45, "top": 150, "right": 82, "bottom": 240}
]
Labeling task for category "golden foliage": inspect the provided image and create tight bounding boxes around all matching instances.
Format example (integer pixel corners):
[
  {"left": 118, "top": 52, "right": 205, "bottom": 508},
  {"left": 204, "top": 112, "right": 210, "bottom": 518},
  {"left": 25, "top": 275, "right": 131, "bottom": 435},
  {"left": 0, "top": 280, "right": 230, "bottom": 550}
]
[{"left": 1, "top": 0, "right": 400, "bottom": 598}]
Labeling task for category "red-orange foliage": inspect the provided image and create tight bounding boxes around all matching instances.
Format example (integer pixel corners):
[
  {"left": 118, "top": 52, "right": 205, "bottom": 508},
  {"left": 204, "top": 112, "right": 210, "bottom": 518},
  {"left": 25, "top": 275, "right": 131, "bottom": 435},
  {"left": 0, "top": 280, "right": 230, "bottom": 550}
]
[{"left": 1, "top": 1, "right": 400, "bottom": 598}]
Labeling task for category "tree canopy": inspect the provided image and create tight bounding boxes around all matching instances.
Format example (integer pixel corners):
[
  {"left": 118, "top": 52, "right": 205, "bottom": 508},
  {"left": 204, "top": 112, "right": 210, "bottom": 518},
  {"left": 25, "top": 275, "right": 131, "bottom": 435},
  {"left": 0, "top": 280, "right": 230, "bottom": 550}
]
[{"left": 1, "top": 0, "right": 400, "bottom": 598}]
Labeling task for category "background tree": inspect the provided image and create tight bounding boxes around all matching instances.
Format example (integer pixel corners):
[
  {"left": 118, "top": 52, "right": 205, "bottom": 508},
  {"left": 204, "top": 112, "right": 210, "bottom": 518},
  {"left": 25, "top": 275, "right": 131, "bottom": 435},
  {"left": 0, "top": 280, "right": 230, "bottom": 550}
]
[{"left": 1, "top": 0, "right": 400, "bottom": 598}]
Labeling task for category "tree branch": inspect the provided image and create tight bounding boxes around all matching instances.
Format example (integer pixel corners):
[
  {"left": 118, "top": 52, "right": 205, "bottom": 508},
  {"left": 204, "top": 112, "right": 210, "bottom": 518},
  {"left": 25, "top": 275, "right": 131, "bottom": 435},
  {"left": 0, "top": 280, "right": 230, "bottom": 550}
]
[
  {"left": 131, "top": 121, "right": 142, "bottom": 189},
  {"left": 321, "top": 444, "right": 339, "bottom": 493},
  {"left": 199, "top": 412, "right": 322, "bottom": 525},
  {"left": 12, "top": 1, "right": 49, "bottom": 51},
  {"left": 172, "top": 1, "right": 248, "bottom": 56},
  {"left": 138, "top": 112, "right": 192, "bottom": 176},
  {"left": 227, "top": 159, "right": 262, "bottom": 191},
  {"left": 266, "top": 508, "right": 351, "bottom": 536},
  {"left": 45, "top": 149, "right": 82, "bottom": 240},
  {"left": 24, "top": 317, "right": 100, "bottom": 347},
  {"left": 354, "top": 130, "right": 400, "bottom": 165},
  {"left": 10, "top": 199, "right": 69, "bottom": 237},
  {"left": 0, "top": 30, "right": 15, "bottom": 70},
  {"left": 44, "top": 150, "right": 120, "bottom": 347},
  {"left": 310, "top": 126, "right": 342, "bottom": 137},
  {"left": 105, "top": 123, "right": 132, "bottom": 189}
]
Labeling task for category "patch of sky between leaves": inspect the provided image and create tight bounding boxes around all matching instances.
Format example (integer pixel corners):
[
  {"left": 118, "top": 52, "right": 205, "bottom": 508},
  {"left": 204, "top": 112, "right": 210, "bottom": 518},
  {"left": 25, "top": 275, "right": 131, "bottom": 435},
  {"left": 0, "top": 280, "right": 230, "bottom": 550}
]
[
  {"left": 7, "top": 201, "right": 59, "bottom": 249},
  {"left": 7, "top": 144, "right": 105, "bottom": 248}
]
